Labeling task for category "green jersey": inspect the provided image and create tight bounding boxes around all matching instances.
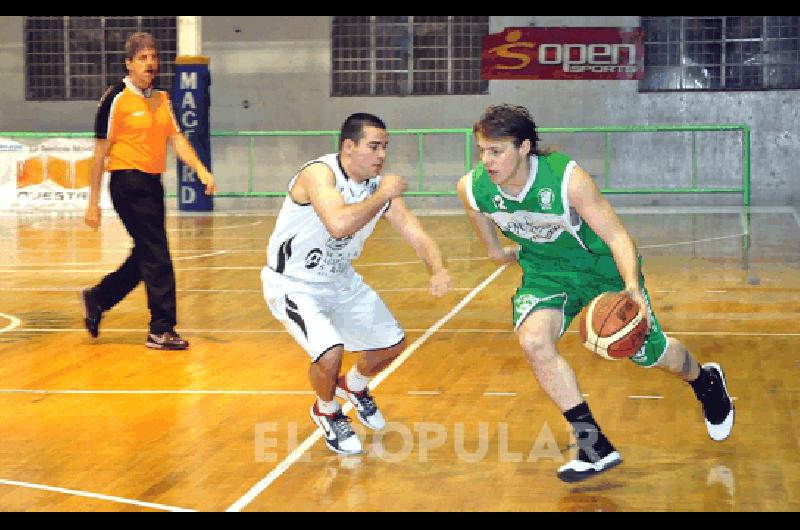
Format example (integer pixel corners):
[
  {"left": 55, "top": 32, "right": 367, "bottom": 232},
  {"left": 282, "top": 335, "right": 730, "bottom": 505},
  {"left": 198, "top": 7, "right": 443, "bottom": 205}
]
[
  {"left": 466, "top": 152, "right": 668, "bottom": 368},
  {"left": 465, "top": 152, "right": 611, "bottom": 263}
]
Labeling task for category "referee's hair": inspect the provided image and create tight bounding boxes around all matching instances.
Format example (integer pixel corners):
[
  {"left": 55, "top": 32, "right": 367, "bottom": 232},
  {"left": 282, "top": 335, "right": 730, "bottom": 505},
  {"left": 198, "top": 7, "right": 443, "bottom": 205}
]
[
  {"left": 125, "top": 32, "right": 158, "bottom": 60},
  {"left": 340, "top": 113, "right": 386, "bottom": 149}
]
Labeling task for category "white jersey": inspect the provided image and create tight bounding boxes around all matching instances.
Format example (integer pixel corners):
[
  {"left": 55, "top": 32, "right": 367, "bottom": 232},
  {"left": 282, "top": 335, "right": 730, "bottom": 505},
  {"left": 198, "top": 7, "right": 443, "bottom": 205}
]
[{"left": 265, "top": 153, "right": 390, "bottom": 283}]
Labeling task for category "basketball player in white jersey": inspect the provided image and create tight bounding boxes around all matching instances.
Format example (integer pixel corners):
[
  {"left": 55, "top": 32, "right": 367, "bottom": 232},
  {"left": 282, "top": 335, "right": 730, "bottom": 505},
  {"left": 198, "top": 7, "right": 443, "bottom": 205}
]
[{"left": 262, "top": 113, "right": 451, "bottom": 455}]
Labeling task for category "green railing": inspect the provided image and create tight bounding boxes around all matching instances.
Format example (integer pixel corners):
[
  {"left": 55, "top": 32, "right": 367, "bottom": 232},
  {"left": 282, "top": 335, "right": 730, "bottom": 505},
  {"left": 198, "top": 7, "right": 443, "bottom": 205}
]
[
  {"left": 210, "top": 128, "right": 476, "bottom": 199},
  {"left": 542, "top": 125, "right": 750, "bottom": 206},
  {"left": 209, "top": 125, "right": 750, "bottom": 206},
  {"left": 0, "top": 124, "right": 751, "bottom": 207}
]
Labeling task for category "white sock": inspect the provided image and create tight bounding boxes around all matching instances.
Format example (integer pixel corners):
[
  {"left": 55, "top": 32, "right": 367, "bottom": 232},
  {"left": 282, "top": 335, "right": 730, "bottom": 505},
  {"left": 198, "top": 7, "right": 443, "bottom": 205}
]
[
  {"left": 317, "top": 397, "right": 340, "bottom": 415},
  {"left": 345, "top": 365, "right": 372, "bottom": 393}
]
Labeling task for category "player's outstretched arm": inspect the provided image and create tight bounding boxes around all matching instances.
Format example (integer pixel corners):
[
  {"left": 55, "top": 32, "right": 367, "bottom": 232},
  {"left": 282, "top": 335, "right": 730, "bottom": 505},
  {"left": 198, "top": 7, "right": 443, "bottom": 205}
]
[{"left": 384, "top": 198, "right": 451, "bottom": 297}]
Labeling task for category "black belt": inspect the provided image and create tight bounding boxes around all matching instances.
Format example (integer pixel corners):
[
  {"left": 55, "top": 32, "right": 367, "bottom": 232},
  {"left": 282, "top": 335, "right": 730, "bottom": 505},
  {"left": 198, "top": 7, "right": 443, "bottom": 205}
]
[{"left": 110, "top": 169, "right": 161, "bottom": 178}]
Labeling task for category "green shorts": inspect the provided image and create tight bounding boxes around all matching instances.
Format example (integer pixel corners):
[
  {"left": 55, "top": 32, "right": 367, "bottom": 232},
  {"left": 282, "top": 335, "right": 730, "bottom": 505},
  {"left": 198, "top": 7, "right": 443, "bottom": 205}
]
[{"left": 512, "top": 253, "right": 668, "bottom": 368}]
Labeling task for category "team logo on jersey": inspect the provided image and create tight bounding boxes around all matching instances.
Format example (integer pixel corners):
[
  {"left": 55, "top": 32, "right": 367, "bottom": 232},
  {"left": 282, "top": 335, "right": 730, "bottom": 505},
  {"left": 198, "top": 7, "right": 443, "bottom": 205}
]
[
  {"left": 492, "top": 195, "right": 507, "bottom": 211},
  {"left": 539, "top": 188, "right": 554, "bottom": 210},
  {"left": 305, "top": 248, "right": 323, "bottom": 269},
  {"left": 493, "top": 211, "right": 564, "bottom": 243},
  {"left": 629, "top": 344, "right": 648, "bottom": 364},
  {"left": 327, "top": 235, "right": 353, "bottom": 250},
  {"left": 515, "top": 294, "right": 540, "bottom": 315}
]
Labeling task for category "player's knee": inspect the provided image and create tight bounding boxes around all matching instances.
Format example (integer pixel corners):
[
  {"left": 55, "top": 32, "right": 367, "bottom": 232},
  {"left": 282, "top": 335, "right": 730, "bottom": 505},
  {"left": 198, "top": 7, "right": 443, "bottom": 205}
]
[
  {"left": 315, "top": 345, "right": 344, "bottom": 371},
  {"left": 385, "top": 337, "right": 406, "bottom": 359},
  {"left": 518, "top": 329, "right": 556, "bottom": 362}
]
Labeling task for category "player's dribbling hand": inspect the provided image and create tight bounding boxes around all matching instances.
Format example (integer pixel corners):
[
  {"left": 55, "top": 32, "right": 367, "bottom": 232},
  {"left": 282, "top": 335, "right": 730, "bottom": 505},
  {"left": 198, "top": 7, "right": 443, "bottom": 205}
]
[
  {"left": 379, "top": 174, "right": 407, "bottom": 200},
  {"left": 429, "top": 269, "right": 451, "bottom": 297},
  {"left": 84, "top": 203, "right": 101, "bottom": 230}
]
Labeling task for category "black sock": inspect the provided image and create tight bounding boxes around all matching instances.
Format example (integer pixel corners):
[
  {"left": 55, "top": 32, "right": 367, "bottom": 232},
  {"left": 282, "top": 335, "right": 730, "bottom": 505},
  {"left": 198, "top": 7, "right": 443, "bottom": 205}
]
[
  {"left": 564, "top": 402, "right": 615, "bottom": 462},
  {"left": 689, "top": 365, "right": 711, "bottom": 399}
]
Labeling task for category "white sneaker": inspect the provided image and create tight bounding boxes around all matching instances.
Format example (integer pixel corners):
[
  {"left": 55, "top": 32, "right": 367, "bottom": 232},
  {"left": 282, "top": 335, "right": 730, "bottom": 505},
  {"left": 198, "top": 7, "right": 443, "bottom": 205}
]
[
  {"left": 557, "top": 450, "right": 623, "bottom": 483},
  {"left": 336, "top": 380, "right": 386, "bottom": 431},
  {"left": 699, "top": 363, "right": 735, "bottom": 441},
  {"left": 310, "top": 404, "right": 363, "bottom": 456}
]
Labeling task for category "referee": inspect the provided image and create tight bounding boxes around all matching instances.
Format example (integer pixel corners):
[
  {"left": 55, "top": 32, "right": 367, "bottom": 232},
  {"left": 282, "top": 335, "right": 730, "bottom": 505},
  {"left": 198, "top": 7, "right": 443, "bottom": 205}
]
[{"left": 81, "top": 32, "right": 216, "bottom": 350}]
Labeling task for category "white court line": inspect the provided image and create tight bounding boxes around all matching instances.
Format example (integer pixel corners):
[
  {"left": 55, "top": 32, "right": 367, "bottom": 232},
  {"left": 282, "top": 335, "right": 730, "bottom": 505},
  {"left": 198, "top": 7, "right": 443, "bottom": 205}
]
[
  {"left": 0, "top": 479, "right": 194, "bottom": 512},
  {"left": 639, "top": 233, "right": 744, "bottom": 249},
  {"left": 357, "top": 256, "right": 487, "bottom": 267},
  {"left": 0, "top": 250, "right": 229, "bottom": 267},
  {"left": 176, "top": 250, "right": 229, "bottom": 262},
  {"left": 0, "top": 313, "right": 21, "bottom": 334},
  {"left": 8, "top": 248, "right": 257, "bottom": 253},
  {"left": 15, "top": 328, "right": 289, "bottom": 333},
  {"left": 0, "top": 260, "right": 479, "bottom": 273},
  {"left": 0, "top": 232, "right": 756, "bottom": 272},
  {"left": 0, "top": 207, "right": 775, "bottom": 218},
  {"left": 0, "top": 236, "right": 271, "bottom": 241},
  {"left": 0, "top": 389, "right": 740, "bottom": 401},
  {"left": 632, "top": 331, "right": 800, "bottom": 337},
  {"left": 0, "top": 267, "right": 262, "bottom": 274},
  {"left": 628, "top": 395, "right": 739, "bottom": 401},
  {"left": 0, "top": 287, "right": 472, "bottom": 294},
  {"left": 0, "top": 389, "right": 314, "bottom": 396},
  {"left": 12, "top": 328, "right": 800, "bottom": 337},
  {"left": 224, "top": 263, "right": 511, "bottom": 512},
  {"left": 614, "top": 206, "right": 792, "bottom": 215},
  {"left": 166, "top": 220, "right": 263, "bottom": 232}
]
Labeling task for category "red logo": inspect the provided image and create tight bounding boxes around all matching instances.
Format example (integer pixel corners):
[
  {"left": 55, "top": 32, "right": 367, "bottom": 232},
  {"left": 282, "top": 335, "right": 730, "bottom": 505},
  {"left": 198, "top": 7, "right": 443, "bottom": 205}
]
[{"left": 482, "top": 27, "right": 644, "bottom": 80}]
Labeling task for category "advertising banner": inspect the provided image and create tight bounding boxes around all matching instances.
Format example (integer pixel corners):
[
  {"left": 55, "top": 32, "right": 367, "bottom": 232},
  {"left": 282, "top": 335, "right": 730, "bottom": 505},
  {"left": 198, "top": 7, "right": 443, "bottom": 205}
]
[
  {"left": 172, "top": 56, "right": 213, "bottom": 212},
  {"left": 482, "top": 27, "right": 644, "bottom": 80},
  {"left": 0, "top": 137, "right": 111, "bottom": 210}
]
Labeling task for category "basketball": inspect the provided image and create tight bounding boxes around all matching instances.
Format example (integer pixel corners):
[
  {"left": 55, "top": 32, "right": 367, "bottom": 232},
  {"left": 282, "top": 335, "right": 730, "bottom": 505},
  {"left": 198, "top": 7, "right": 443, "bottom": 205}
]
[{"left": 579, "top": 291, "right": 649, "bottom": 360}]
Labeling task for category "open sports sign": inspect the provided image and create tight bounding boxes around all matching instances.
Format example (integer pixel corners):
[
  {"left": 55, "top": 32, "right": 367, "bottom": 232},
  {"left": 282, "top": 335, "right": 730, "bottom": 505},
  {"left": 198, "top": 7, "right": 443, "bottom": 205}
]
[{"left": 481, "top": 27, "right": 644, "bottom": 80}]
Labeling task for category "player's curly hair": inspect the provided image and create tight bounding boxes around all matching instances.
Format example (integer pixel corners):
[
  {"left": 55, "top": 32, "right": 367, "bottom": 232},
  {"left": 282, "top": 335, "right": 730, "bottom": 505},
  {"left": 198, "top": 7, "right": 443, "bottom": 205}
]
[{"left": 473, "top": 104, "right": 544, "bottom": 155}]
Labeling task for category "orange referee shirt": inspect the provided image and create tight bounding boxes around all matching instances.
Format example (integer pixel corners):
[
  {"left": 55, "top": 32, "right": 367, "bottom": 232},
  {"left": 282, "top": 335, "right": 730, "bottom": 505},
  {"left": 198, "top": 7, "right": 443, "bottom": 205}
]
[{"left": 94, "top": 77, "right": 181, "bottom": 174}]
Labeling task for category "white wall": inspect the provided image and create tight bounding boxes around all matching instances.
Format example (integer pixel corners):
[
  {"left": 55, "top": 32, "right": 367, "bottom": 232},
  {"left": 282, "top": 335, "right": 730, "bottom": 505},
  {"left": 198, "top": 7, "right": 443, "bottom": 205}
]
[{"left": 1, "top": 16, "right": 797, "bottom": 206}]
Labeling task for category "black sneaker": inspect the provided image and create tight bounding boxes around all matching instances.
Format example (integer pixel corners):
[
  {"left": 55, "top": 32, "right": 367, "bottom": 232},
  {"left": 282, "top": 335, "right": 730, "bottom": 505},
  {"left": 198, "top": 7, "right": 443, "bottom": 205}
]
[
  {"left": 81, "top": 288, "right": 103, "bottom": 339},
  {"left": 310, "top": 403, "right": 363, "bottom": 455},
  {"left": 335, "top": 377, "right": 385, "bottom": 430},
  {"left": 145, "top": 330, "right": 189, "bottom": 350},
  {"left": 696, "top": 363, "right": 735, "bottom": 441},
  {"left": 557, "top": 447, "right": 623, "bottom": 483}
]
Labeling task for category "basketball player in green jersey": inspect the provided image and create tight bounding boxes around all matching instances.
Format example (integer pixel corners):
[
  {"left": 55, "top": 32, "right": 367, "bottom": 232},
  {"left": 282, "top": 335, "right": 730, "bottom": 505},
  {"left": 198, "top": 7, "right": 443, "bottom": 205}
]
[{"left": 456, "top": 104, "right": 735, "bottom": 483}]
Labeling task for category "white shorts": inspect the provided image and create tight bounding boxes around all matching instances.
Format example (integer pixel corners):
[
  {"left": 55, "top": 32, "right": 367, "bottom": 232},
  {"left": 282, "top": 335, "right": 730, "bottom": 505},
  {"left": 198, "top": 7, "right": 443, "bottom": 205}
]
[{"left": 261, "top": 267, "right": 405, "bottom": 362}]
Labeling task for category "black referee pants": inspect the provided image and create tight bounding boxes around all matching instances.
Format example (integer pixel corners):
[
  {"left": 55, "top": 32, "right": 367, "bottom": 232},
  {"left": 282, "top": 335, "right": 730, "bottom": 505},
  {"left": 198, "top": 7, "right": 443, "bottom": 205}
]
[{"left": 91, "top": 169, "right": 177, "bottom": 334}]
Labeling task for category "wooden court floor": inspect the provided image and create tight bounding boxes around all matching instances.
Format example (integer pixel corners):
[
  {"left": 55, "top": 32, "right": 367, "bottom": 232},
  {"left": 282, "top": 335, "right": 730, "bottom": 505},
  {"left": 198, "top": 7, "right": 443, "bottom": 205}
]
[{"left": 0, "top": 206, "right": 798, "bottom": 511}]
